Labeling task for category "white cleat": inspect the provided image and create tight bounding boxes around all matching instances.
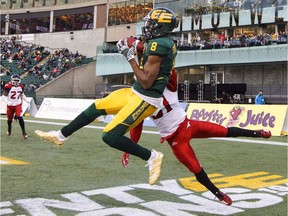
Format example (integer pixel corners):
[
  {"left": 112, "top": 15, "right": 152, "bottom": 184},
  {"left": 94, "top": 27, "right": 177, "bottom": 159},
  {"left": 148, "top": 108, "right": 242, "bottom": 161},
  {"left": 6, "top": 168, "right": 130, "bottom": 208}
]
[
  {"left": 146, "top": 150, "right": 164, "bottom": 185},
  {"left": 34, "top": 130, "right": 66, "bottom": 148}
]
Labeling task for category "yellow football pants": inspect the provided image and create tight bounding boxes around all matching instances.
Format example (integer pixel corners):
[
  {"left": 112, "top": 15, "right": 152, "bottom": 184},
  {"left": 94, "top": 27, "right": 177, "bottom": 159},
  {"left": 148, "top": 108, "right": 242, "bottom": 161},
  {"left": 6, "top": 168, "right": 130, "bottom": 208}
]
[{"left": 95, "top": 88, "right": 157, "bottom": 135}]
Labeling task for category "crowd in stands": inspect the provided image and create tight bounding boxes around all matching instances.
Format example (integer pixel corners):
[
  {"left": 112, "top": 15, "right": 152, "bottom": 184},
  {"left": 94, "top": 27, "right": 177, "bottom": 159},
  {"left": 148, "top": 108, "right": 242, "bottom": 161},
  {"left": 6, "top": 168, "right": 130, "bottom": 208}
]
[
  {"left": 26, "top": 49, "right": 84, "bottom": 80},
  {"left": 0, "top": 36, "right": 92, "bottom": 91},
  {"left": 108, "top": 2, "right": 153, "bottom": 26},
  {"left": 107, "top": 0, "right": 285, "bottom": 26},
  {"left": 177, "top": 31, "right": 288, "bottom": 51},
  {"left": 183, "top": 0, "right": 286, "bottom": 16},
  {"left": 102, "top": 31, "right": 287, "bottom": 53}
]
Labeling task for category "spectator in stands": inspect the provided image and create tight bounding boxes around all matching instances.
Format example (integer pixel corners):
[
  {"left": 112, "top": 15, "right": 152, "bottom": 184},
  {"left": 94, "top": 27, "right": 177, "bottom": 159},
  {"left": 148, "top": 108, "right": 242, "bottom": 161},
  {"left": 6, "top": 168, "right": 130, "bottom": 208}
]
[
  {"left": 218, "top": 32, "right": 225, "bottom": 48},
  {"left": 220, "top": 91, "right": 231, "bottom": 104},
  {"left": 1, "top": 80, "right": 6, "bottom": 92},
  {"left": 255, "top": 90, "right": 265, "bottom": 105},
  {"left": 35, "top": 54, "right": 42, "bottom": 62},
  {"left": 43, "top": 73, "right": 49, "bottom": 80},
  {"left": 1, "top": 52, "right": 8, "bottom": 60},
  {"left": 239, "top": 33, "right": 247, "bottom": 47},
  {"left": 257, "top": 34, "right": 264, "bottom": 46},
  {"left": 63, "top": 59, "right": 73, "bottom": 70},
  {"left": 52, "top": 67, "right": 60, "bottom": 78},
  {"left": 271, "top": 32, "right": 278, "bottom": 43},
  {"left": 27, "top": 82, "right": 36, "bottom": 91},
  {"left": 57, "top": 59, "right": 62, "bottom": 69},
  {"left": 73, "top": 51, "right": 79, "bottom": 58},
  {"left": 224, "top": 35, "right": 231, "bottom": 48}
]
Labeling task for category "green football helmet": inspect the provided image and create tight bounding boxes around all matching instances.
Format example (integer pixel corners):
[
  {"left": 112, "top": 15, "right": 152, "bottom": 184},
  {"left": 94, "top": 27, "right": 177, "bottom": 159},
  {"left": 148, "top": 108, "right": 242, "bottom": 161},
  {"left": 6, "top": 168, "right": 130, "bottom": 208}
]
[{"left": 142, "top": 7, "right": 179, "bottom": 40}]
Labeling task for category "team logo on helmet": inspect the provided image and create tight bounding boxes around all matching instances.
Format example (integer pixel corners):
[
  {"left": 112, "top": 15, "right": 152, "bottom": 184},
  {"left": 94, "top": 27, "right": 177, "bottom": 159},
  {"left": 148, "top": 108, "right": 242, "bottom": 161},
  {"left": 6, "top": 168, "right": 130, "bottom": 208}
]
[
  {"left": 150, "top": 9, "right": 174, "bottom": 23},
  {"left": 142, "top": 7, "right": 179, "bottom": 40}
]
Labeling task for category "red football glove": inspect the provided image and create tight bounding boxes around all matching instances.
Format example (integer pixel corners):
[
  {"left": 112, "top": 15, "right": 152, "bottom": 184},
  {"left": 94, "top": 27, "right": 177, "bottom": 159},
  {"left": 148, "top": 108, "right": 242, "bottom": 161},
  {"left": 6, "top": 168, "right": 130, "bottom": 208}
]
[{"left": 122, "top": 152, "right": 130, "bottom": 168}]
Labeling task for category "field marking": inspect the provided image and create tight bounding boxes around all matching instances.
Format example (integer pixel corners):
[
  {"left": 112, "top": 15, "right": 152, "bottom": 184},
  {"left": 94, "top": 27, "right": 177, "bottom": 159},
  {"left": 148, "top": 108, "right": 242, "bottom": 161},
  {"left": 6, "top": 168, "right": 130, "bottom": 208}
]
[
  {"left": 1, "top": 117, "right": 287, "bottom": 147},
  {"left": 209, "top": 137, "right": 288, "bottom": 146},
  {"left": 0, "top": 157, "right": 30, "bottom": 165}
]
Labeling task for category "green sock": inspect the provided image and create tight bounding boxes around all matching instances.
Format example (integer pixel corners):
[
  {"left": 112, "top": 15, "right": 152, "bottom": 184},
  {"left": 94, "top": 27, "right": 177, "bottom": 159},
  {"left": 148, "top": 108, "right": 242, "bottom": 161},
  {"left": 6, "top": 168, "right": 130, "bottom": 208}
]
[
  {"left": 102, "top": 132, "right": 151, "bottom": 160},
  {"left": 61, "top": 103, "right": 106, "bottom": 137}
]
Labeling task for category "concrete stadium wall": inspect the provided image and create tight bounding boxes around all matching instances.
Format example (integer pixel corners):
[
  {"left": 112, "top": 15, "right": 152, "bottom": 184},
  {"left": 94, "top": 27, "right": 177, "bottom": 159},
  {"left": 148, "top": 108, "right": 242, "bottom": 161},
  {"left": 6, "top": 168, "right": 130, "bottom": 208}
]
[
  {"left": 25, "top": 26, "right": 136, "bottom": 57},
  {"left": 106, "top": 24, "right": 137, "bottom": 42},
  {"left": 36, "top": 61, "right": 102, "bottom": 97},
  {"left": 32, "top": 29, "right": 105, "bottom": 58}
]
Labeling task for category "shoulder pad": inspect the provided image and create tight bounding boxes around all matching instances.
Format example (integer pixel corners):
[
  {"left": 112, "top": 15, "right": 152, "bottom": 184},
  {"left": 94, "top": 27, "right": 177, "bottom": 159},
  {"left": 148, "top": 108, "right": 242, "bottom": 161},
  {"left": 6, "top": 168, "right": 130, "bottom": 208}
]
[{"left": 4, "top": 83, "right": 13, "bottom": 89}]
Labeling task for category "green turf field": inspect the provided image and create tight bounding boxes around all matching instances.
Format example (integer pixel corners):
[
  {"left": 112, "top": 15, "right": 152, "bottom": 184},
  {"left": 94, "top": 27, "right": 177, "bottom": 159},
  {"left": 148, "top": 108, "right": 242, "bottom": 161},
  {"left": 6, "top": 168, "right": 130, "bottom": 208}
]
[{"left": 1, "top": 117, "right": 287, "bottom": 216}]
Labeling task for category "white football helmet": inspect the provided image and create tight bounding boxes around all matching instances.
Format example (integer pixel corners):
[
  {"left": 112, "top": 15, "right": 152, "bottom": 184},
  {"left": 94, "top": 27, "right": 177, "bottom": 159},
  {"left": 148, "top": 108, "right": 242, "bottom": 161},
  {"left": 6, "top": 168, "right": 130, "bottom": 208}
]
[{"left": 11, "top": 74, "right": 21, "bottom": 86}]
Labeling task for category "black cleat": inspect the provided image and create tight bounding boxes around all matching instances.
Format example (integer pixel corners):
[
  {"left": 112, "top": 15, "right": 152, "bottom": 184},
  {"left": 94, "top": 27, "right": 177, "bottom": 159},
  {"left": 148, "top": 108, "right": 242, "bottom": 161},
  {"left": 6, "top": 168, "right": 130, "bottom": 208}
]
[
  {"left": 22, "top": 132, "right": 28, "bottom": 139},
  {"left": 7, "top": 127, "right": 11, "bottom": 136},
  {"left": 216, "top": 191, "right": 232, "bottom": 205}
]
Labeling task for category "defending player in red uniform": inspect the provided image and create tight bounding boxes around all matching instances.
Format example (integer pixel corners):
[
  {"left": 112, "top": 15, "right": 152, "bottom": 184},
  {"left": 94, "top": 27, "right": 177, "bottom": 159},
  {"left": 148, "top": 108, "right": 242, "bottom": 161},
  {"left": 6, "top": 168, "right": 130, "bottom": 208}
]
[
  {"left": 122, "top": 69, "right": 271, "bottom": 206},
  {"left": 1, "top": 74, "right": 30, "bottom": 139}
]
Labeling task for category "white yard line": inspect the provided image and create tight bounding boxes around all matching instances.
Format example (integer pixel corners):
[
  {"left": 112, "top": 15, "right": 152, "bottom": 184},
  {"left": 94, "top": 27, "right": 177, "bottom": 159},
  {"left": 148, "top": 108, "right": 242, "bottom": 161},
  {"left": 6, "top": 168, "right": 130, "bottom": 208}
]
[
  {"left": 1, "top": 118, "right": 287, "bottom": 146},
  {"left": 209, "top": 137, "right": 288, "bottom": 147}
]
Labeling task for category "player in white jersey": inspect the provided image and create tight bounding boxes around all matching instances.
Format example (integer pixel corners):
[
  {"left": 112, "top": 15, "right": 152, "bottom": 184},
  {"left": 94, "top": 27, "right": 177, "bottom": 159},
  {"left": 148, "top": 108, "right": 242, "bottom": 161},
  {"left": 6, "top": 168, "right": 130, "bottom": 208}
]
[
  {"left": 122, "top": 69, "right": 271, "bottom": 206},
  {"left": 1, "top": 74, "right": 30, "bottom": 139}
]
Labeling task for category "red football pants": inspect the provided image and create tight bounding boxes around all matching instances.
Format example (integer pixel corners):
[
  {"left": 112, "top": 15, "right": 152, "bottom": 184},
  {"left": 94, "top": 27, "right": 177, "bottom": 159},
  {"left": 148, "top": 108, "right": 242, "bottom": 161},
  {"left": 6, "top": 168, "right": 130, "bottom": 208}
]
[
  {"left": 166, "top": 118, "right": 228, "bottom": 174},
  {"left": 6, "top": 104, "right": 22, "bottom": 120}
]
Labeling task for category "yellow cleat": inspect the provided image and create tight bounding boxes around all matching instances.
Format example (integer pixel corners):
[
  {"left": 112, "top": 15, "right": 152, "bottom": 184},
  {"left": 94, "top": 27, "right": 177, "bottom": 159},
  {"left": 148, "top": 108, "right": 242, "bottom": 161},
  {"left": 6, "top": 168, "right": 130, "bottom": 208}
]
[
  {"left": 34, "top": 130, "right": 65, "bottom": 148},
  {"left": 146, "top": 150, "right": 164, "bottom": 185}
]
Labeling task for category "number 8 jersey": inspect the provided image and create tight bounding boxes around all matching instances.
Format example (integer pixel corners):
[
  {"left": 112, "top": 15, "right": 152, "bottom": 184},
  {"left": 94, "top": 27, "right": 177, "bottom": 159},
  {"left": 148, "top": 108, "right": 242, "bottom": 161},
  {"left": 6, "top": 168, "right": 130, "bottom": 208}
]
[{"left": 133, "top": 36, "right": 177, "bottom": 99}]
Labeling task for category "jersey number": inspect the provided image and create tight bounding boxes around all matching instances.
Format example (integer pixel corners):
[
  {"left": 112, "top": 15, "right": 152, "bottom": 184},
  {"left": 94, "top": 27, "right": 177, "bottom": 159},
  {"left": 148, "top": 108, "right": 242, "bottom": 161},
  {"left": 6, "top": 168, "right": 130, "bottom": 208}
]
[
  {"left": 150, "top": 42, "right": 157, "bottom": 51},
  {"left": 153, "top": 96, "right": 172, "bottom": 120},
  {"left": 10, "top": 91, "right": 22, "bottom": 99}
]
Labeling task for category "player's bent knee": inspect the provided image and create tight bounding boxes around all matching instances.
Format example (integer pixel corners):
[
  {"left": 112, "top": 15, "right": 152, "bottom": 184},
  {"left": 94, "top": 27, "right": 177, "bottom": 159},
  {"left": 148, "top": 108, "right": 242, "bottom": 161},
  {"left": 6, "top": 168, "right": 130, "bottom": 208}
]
[
  {"left": 102, "top": 132, "right": 119, "bottom": 148},
  {"left": 190, "top": 166, "right": 202, "bottom": 174},
  {"left": 14, "top": 116, "right": 22, "bottom": 120}
]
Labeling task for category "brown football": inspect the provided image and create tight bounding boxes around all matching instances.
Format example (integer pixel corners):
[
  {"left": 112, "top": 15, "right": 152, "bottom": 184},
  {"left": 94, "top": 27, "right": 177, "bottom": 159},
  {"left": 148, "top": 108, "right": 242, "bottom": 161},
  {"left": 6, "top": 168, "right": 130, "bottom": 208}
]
[{"left": 125, "top": 37, "right": 144, "bottom": 54}]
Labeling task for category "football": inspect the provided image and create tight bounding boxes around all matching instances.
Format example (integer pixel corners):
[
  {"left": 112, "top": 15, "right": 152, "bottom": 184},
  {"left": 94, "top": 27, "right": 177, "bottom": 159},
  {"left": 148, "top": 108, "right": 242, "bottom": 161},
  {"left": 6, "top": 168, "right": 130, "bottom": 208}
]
[{"left": 125, "top": 37, "right": 144, "bottom": 54}]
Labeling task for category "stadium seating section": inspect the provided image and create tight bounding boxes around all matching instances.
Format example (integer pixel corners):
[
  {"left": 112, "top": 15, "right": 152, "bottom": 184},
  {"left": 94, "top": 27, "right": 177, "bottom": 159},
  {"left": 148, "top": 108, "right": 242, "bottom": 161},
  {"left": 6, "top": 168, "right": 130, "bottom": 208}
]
[{"left": 1, "top": 37, "right": 94, "bottom": 91}]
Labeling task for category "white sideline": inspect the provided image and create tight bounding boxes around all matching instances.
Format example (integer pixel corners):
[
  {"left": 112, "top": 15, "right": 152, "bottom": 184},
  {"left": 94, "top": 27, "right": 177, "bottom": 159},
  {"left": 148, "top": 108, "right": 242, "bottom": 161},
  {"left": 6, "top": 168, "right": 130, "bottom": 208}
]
[{"left": 1, "top": 117, "right": 287, "bottom": 146}]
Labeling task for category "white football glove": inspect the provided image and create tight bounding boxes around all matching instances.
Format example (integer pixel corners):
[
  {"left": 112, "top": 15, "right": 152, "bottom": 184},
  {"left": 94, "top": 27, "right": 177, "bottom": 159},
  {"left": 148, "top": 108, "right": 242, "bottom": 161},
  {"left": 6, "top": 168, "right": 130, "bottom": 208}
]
[
  {"left": 116, "top": 38, "right": 128, "bottom": 54},
  {"left": 126, "top": 47, "right": 136, "bottom": 61},
  {"left": 116, "top": 39, "right": 136, "bottom": 61},
  {"left": 26, "top": 102, "right": 31, "bottom": 110}
]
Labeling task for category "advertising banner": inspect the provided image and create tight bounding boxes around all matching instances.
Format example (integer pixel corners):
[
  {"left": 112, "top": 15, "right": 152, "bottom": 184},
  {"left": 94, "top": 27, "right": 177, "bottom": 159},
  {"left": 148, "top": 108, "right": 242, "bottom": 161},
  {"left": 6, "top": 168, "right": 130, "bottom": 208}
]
[
  {"left": 281, "top": 107, "right": 288, "bottom": 136},
  {"left": 35, "top": 98, "right": 104, "bottom": 121},
  {"left": 186, "top": 103, "right": 287, "bottom": 136},
  {"left": 0, "top": 97, "right": 37, "bottom": 117}
]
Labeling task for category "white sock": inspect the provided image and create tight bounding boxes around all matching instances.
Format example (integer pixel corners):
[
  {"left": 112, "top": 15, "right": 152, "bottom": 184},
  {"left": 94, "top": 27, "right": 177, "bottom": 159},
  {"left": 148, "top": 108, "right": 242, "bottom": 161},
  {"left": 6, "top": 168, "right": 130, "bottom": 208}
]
[
  {"left": 147, "top": 150, "right": 157, "bottom": 162},
  {"left": 58, "top": 130, "right": 67, "bottom": 140}
]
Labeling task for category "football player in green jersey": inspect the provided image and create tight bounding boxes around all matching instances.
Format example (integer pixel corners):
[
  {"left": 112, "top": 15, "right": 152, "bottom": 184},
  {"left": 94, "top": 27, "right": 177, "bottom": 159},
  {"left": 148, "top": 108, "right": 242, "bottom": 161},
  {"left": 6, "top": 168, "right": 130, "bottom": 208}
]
[{"left": 35, "top": 7, "right": 179, "bottom": 185}]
